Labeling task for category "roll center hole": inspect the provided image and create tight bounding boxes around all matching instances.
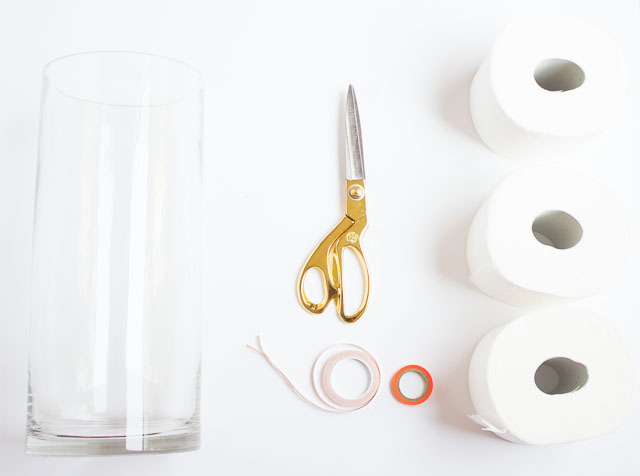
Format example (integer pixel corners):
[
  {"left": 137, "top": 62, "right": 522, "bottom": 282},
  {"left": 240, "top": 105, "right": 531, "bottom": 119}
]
[
  {"left": 532, "top": 210, "right": 583, "bottom": 249},
  {"left": 534, "top": 58, "right": 585, "bottom": 92},
  {"left": 398, "top": 371, "right": 427, "bottom": 400},
  {"left": 535, "top": 357, "right": 588, "bottom": 395},
  {"left": 330, "top": 358, "right": 370, "bottom": 399}
]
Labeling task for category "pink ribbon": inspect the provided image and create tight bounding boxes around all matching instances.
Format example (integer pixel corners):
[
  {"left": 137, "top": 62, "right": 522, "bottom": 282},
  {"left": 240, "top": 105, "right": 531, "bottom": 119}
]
[{"left": 247, "top": 336, "right": 380, "bottom": 413}]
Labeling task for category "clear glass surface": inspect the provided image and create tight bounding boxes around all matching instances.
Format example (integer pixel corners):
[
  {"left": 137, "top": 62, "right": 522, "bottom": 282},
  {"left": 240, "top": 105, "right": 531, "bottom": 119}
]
[{"left": 27, "top": 52, "right": 203, "bottom": 455}]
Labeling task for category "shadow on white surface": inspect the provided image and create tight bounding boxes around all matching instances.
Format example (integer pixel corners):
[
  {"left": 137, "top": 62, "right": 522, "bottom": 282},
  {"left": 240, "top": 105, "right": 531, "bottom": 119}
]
[
  {"left": 438, "top": 68, "right": 481, "bottom": 145},
  {"left": 336, "top": 91, "right": 347, "bottom": 206},
  {"left": 432, "top": 349, "right": 480, "bottom": 435},
  {"left": 0, "top": 333, "right": 29, "bottom": 456},
  {"left": 434, "top": 208, "right": 477, "bottom": 290},
  {"left": 0, "top": 431, "right": 24, "bottom": 456}
]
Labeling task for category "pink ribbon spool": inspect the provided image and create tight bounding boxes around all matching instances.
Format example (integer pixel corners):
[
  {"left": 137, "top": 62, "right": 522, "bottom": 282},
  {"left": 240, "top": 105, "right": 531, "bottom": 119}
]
[
  {"left": 317, "top": 349, "right": 380, "bottom": 409},
  {"left": 248, "top": 337, "right": 380, "bottom": 413}
]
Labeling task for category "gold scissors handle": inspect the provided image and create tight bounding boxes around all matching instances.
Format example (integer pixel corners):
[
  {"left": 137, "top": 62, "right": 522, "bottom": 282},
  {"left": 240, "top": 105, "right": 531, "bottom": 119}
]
[{"left": 297, "top": 180, "right": 369, "bottom": 323}]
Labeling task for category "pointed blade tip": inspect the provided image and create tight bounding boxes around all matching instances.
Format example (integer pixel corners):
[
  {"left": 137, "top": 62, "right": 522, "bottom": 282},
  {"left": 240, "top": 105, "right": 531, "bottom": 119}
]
[{"left": 345, "top": 84, "right": 364, "bottom": 180}]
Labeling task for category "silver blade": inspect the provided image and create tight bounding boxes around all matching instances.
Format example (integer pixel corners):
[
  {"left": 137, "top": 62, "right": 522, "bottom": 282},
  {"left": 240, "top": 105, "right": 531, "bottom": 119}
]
[{"left": 345, "top": 85, "right": 365, "bottom": 180}]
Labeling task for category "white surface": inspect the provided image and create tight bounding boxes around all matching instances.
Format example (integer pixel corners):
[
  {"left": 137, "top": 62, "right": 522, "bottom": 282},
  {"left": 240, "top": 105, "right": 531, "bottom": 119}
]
[
  {"left": 468, "top": 308, "right": 634, "bottom": 445},
  {"left": 1, "top": 0, "right": 639, "bottom": 475}
]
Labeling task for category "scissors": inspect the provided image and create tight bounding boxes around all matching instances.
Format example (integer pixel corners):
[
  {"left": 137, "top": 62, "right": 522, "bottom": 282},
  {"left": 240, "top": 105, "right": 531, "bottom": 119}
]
[{"left": 297, "top": 85, "right": 369, "bottom": 323}]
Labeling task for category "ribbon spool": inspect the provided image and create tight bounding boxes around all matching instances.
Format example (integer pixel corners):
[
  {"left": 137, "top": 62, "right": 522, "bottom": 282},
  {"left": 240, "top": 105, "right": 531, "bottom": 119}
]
[
  {"left": 391, "top": 365, "right": 433, "bottom": 405},
  {"left": 313, "top": 345, "right": 380, "bottom": 411},
  {"left": 248, "top": 337, "right": 380, "bottom": 413}
]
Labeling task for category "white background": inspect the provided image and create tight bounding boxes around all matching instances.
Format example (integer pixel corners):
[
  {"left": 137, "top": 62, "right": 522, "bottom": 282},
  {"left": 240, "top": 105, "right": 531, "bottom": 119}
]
[{"left": 1, "top": 0, "right": 639, "bottom": 474}]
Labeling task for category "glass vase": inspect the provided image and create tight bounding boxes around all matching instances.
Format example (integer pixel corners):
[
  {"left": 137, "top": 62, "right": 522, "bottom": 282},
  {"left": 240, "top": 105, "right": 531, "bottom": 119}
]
[{"left": 27, "top": 51, "right": 203, "bottom": 455}]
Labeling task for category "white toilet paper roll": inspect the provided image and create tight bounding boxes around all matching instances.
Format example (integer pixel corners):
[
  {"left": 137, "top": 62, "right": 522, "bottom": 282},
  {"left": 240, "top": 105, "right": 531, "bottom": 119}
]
[
  {"left": 468, "top": 307, "right": 633, "bottom": 445},
  {"left": 467, "top": 167, "right": 628, "bottom": 307},
  {"left": 470, "top": 17, "right": 626, "bottom": 161}
]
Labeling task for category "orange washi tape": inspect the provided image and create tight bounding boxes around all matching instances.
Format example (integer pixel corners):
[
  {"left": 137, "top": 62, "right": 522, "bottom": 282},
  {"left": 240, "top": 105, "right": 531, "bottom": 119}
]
[{"left": 391, "top": 365, "right": 433, "bottom": 405}]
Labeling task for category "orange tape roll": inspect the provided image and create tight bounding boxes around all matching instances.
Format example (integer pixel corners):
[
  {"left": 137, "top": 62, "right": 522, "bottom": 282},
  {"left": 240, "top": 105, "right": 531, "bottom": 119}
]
[{"left": 391, "top": 365, "right": 433, "bottom": 405}]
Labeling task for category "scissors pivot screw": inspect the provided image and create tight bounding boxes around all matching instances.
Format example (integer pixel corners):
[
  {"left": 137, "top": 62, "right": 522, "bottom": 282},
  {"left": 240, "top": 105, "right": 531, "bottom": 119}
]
[
  {"left": 348, "top": 185, "right": 365, "bottom": 200},
  {"left": 346, "top": 232, "right": 358, "bottom": 244}
]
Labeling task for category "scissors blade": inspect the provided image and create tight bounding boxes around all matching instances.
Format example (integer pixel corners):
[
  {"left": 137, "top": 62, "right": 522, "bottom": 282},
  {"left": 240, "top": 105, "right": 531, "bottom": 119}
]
[{"left": 346, "top": 85, "right": 365, "bottom": 180}]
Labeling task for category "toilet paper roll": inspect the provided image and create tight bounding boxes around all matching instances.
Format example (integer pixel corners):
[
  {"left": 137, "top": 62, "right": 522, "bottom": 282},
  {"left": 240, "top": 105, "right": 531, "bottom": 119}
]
[
  {"left": 470, "top": 17, "right": 626, "bottom": 161},
  {"left": 467, "top": 167, "right": 628, "bottom": 307},
  {"left": 468, "top": 307, "right": 633, "bottom": 445}
]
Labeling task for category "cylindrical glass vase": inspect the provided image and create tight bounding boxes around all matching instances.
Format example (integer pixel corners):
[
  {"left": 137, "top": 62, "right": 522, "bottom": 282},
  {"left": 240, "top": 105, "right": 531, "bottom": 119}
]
[{"left": 27, "top": 52, "right": 203, "bottom": 455}]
